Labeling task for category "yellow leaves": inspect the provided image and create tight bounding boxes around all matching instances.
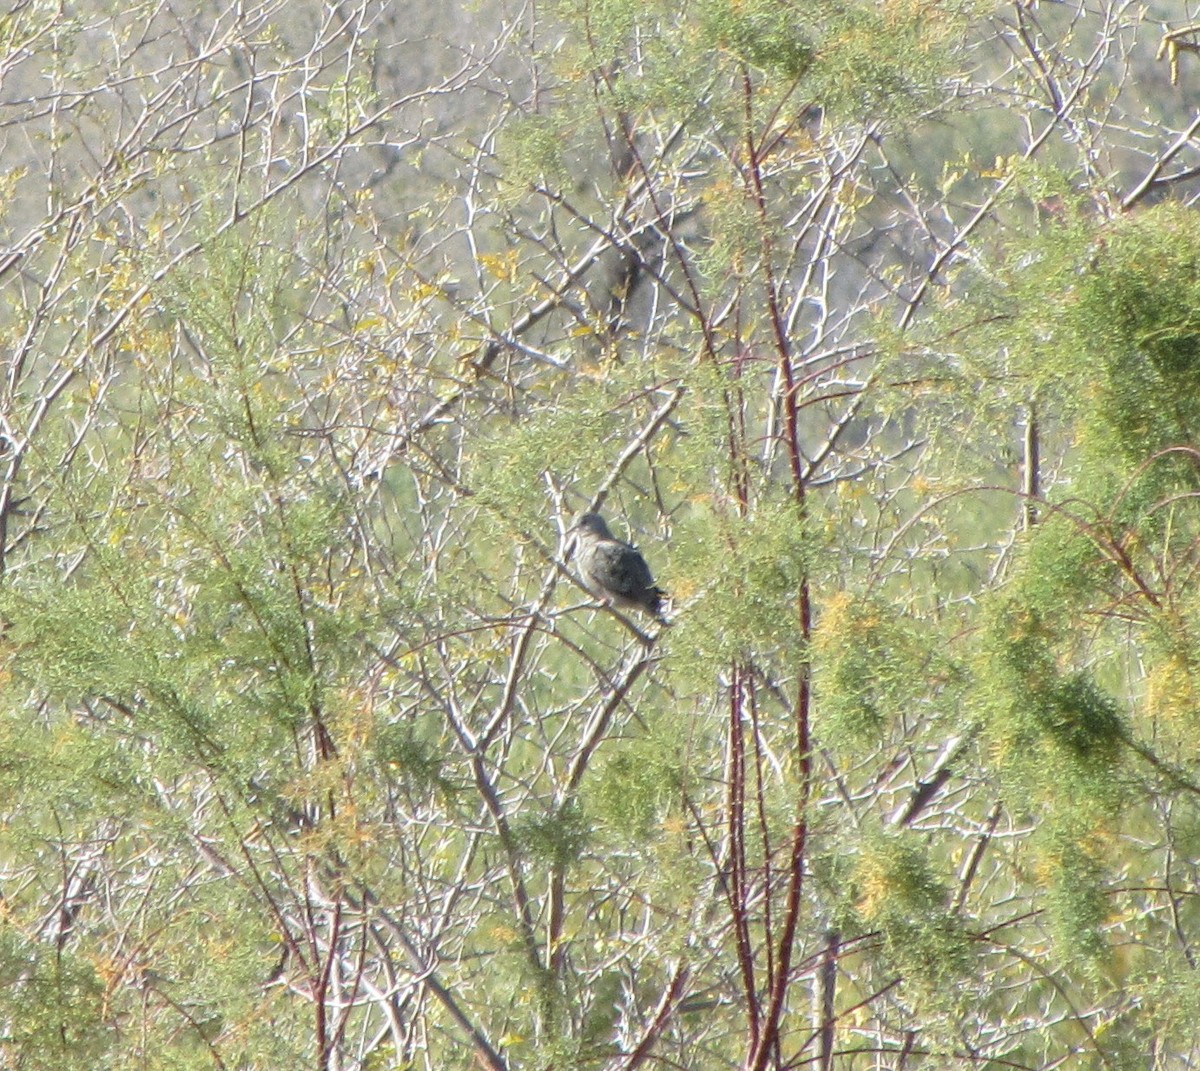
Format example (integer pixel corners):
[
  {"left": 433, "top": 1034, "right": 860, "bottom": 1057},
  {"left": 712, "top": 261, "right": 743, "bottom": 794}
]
[
  {"left": 263, "top": 351, "right": 294, "bottom": 375},
  {"left": 90, "top": 952, "right": 126, "bottom": 993},
  {"left": 49, "top": 721, "right": 82, "bottom": 759},
  {"left": 145, "top": 216, "right": 167, "bottom": 246},
  {"left": 129, "top": 328, "right": 173, "bottom": 365},
  {"left": 659, "top": 814, "right": 688, "bottom": 837},
  {"left": 477, "top": 250, "right": 520, "bottom": 284},
  {"left": 669, "top": 578, "right": 696, "bottom": 600},
  {"left": 331, "top": 685, "right": 375, "bottom": 755},
  {"left": 980, "top": 154, "right": 1018, "bottom": 180},
  {"left": 1141, "top": 656, "right": 1200, "bottom": 758},
  {"left": 405, "top": 280, "right": 442, "bottom": 302},
  {"left": 880, "top": 0, "right": 956, "bottom": 44},
  {"left": 940, "top": 168, "right": 968, "bottom": 202},
  {"left": 0, "top": 166, "right": 25, "bottom": 207},
  {"left": 340, "top": 808, "right": 378, "bottom": 856},
  {"left": 943, "top": 152, "right": 1019, "bottom": 191},
  {"left": 1144, "top": 656, "right": 1195, "bottom": 723},
  {"left": 348, "top": 186, "right": 374, "bottom": 213},
  {"left": 811, "top": 590, "right": 854, "bottom": 653},
  {"left": 908, "top": 474, "right": 938, "bottom": 498},
  {"left": 834, "top": 178, "right": 872, "bottom": 212},
  {"left": 854, "top": 864, "right": 892, "bottom": 922},
  {"left": 837, "top": 478, "right": 868, "bottom": 503},
  {"left": 1158, "top": 24, "right": 1200, "bottom": 87}
]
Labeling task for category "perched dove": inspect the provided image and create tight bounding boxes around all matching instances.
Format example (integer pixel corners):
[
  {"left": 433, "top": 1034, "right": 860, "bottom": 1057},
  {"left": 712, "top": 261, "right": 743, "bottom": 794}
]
[{"left": 572, "top": 512, "right": 667, "bottom": 620}]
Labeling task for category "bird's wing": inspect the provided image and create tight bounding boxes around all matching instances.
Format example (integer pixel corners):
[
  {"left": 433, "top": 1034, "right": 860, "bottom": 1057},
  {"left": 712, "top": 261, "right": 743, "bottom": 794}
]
[{"left": 591, "top": 540, "right": 655, "bottom": 598}]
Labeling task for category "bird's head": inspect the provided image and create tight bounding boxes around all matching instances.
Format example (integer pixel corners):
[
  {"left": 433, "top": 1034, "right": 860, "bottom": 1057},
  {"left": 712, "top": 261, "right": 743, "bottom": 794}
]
[{"left": 572, "top": 512, "right": 613, "bottom": 540}]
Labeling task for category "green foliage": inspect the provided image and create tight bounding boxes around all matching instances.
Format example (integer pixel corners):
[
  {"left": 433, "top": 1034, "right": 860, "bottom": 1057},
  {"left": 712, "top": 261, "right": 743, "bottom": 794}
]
[
  {"left": 960, "top": 202, "right": 1200, "bottom": 496},
  {"left": 0, "top": 929, "right": 110, "bottom": 1070},
  {"left": 1016, "top": 516, "right": 1108, "bottom": 620},
  {"left": 1036, "top": 820, "right": 1112, "bottom": 968},
  {"left": 697, "top": 179, "right": 763, "bottom": 283},
  {"left": 514, "top": 800, "right": 592, "bottom": 869},
  {"left": 1073, "top": 206, "right": 1200, "bottom": 476},
  {"left": 469, "top": 387, "right": 617, "bottom": 512},
  {"left": 978, "top": 601, "right": 1125, "bottom": 796},
  {"left": 373, "top": 719, "right": 457, "bottom": 801},
  {"left": 551, "top": 0, "right": 658, "bottom": 54},
  {"left": 813, "top": 592, "right": 932, "bottom": 745},
  {"left": 497, "top": 113, "right": 574, "bottom": 196},
  {"left": 667, "top": 501, "right": 810, "bottom": 683},
  {"left": 808, "top": 1, "right": 963, "bottom": 120},
  {"left": 5, "top": 0, "right": 1199, "bottom": 1066},
  {"left": 588, "top": 732, "right": 683, "bottom": 842},
  {"left": 968, "top": 520, "right": 1125, "bottom": 799},
  {"left": 698, "top": 0, "right": 814, "bottom": 80},
  {"left": 1036, "top": 672, "right": 1124, "bottom": 765},
  {"left": 852, "top": 832, "right": 972, "bottom": 997}
]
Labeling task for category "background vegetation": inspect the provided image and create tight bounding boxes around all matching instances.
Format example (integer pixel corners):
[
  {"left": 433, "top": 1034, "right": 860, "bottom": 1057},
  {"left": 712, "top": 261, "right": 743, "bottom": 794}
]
[{"left": 2, "top": 0, "right": 1200, "bottom": 1067}]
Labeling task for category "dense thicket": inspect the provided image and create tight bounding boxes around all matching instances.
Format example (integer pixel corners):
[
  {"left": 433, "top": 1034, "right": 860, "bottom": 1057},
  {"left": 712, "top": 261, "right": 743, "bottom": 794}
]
[{"left": 3, "top": 1, "right": 1200, "bottom": 1068}]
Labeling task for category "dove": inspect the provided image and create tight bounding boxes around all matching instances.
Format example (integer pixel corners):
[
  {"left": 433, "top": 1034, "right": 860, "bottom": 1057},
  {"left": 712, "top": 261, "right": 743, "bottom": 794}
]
[{"left": 571, "top": 512, "right": 667, "bottom": 620}]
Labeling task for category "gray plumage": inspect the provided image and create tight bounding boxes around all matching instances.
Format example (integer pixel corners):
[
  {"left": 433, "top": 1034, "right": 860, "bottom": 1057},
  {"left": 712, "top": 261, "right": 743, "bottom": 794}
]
[{"left": 572, "top": 512, "right": 666, "bottom": 619}]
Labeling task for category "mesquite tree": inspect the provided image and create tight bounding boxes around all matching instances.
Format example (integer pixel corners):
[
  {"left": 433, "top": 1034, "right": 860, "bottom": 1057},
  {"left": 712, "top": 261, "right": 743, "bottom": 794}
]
[{"left": 2, "top": 1, "right": 1200, "bottom": 1069}]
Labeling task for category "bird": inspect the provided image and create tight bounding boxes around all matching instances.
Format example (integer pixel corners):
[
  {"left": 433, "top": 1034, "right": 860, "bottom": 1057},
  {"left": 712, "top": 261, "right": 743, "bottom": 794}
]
[{"left": 571, "top": 512, "right": 667, "bottom": 620}]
